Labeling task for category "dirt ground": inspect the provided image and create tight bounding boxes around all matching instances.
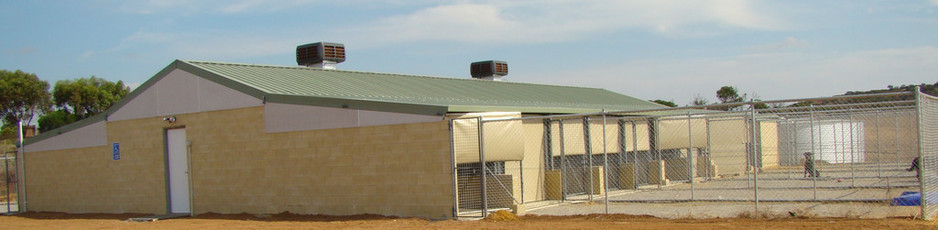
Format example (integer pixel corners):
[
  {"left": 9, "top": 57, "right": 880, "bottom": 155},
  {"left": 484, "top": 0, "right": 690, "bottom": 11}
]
[{"left": 2, "top": 212, "right": 937, "bottom": 230}]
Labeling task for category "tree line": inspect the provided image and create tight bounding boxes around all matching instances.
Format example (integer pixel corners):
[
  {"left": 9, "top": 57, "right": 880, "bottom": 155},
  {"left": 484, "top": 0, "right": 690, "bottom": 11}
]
[
  {"left": 651, "top": 83, "right": 938, "bottom": 109},
  {"left": 0, "top": 69, "right": 129, "bottom": 140},
  {"left": 650, "top": 85, "right": 767, "bottom": 110}
]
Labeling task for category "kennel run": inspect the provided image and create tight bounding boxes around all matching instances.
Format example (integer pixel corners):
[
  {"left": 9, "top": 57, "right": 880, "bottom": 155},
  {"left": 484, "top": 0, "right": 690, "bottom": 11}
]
[{"left": 451, "top": 89, "right": 938, "bottom": 219}]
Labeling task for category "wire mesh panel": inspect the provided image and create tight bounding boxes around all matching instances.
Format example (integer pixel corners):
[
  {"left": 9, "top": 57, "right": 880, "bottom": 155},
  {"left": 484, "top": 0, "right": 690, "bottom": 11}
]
[
  {"left": 452, "top": 116, "right": 524, "bottom": 218},
  {"left": 0, "top": 150, "right": 16, "bottom": 214},
  {"left": 481, "top": 119, "right": 522, "bottom": 212},
  {"left": 452, "top": 118, "right": 484, "bottom": 218},
  {"left": 918, "top": 91, "right": 938, "bottom": 219},
  {"left": 560, "top": 118, "right": 590, "bottom": 199}
]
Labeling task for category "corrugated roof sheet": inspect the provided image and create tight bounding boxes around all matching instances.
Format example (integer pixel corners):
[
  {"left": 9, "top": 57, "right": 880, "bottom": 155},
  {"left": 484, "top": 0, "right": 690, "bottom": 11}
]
[
  {"left": 26, "top": 59, "right": 664, "bottom": 144},
  {"left": 177, "top": 60, "right": 664, "bottom": 114}
]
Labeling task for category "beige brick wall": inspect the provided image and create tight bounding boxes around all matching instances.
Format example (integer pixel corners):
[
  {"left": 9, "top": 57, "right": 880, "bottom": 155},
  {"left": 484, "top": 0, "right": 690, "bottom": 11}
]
[
  {"left": 24, "top": 145, "right": 166, "bottom": 214},
  {"left": 25, "top": 106, "right": 454, "bottom": 218}
]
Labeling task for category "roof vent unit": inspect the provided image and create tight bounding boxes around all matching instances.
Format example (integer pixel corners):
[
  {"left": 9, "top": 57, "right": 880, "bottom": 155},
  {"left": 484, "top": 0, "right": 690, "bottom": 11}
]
[
  {"left": 470, "top": 60, "right": 508, "bottom": 81},
  {"left": 296, "top": 42, "right": 346, "bottom": 69}
]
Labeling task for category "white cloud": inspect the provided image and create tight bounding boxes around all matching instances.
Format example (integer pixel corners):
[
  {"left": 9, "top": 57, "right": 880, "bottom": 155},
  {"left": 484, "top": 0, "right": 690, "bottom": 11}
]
[
  {"left": 345, "top": 0, "right": 788, "bottom": 44},
  {"left": 80, "top": 30, "right": 307, "bottom": 61},
  {"left": 112, "top": 0, "right": 191, "bottom": 14},
  {"left": 217, "top": 0, "right": 320, "bottom": 13},
  {"left": 932, "top": 0, "right": 938, "bottom": 6},
  {"left": 746, "top": 37, "right": 811, "bottom": 52},
  {"left": 523, "top": 46, "right": 938, "bottom": 105},
  {"left": 111, "top": 0, "right": 319, "bottom": 14}
]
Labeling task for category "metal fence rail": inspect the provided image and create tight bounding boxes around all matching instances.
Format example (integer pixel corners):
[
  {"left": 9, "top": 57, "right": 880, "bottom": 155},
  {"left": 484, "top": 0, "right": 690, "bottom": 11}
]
[{"left": 452, "top": 89, "right": 938, "bottom": 219}]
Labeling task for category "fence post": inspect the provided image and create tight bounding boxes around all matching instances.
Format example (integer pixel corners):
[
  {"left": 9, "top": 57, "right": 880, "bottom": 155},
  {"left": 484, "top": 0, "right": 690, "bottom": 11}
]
[
  {"left": 448, "top": 120, "right": 458, "bottom": 218},
  {"left": 705, "top": 118, "right": 712, "bottom": 180},
  {"left": 602, "top": 111, "right": 610, "bottom": 214},
  {"left": 788, "top": 120, "right": 795, "bottom": 179},
  {"left": 16, "top": 120, "right": 25, "bottom": 213},
  {"left": 849, "top": 114, "right": 856, "bottom": 187},
  {"left": 876, "top": 113, "right": 881, "bottom": 178},
  {"left": 688, "top": 112, "right": 695, "bottom": 200},
  {"left": 4, "top": 154, "right": 9, "bottom": 213},
  {"left": 749, "top": 102, "right": 759, "bottom": 212},
  {"left": 583, "top": 116, "right": 593, "bottom": 201},
  {"left": 477, "top": 117, "right": 487, "bottom": 217},
  {"left": 617, "top": 119, "right": 627, "bottom": 179},
  {"left": 654, "top": 118, "right": 662, "bottom": 189},
  {"left": 809, "top": 105, "right": 818, "bottom": 200},
  {"left": 559, "top": 119, "right": 566, "bottom": 201},
  {"left": 914, "top": 86, "right": 927, "bottom": 219},
  {"left": 632, "top": 121, "right": 639, "bottom": 189}
]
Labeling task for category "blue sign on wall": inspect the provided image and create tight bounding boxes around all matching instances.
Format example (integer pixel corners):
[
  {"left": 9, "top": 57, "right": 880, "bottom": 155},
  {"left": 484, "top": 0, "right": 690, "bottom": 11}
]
[{"left": 112, "top": 142, "right": 120, "bottom": 160}]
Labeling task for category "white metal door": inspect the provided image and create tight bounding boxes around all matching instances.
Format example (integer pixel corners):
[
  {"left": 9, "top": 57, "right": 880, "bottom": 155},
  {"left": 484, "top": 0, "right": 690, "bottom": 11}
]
[{"left": 167, "top": 128, "right": 190, "bottom": 213}]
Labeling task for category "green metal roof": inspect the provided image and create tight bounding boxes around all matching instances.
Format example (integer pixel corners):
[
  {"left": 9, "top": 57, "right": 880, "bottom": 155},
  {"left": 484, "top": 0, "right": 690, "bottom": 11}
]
[
  {"left": 26, "top": 59, "right": 665, "bottom": 144},
  {"left": 172, "top": 60, "right": 664, "bottom": 115}
]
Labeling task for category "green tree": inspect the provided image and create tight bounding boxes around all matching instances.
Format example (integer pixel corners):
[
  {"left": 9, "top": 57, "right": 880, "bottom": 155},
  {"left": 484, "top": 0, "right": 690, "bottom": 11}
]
[
  {"left": 651, "top": 99, "right": 678, "bottom": 107},
  {"left": 691, "top": 94, "right": 709, "bottom": 106},
  {"left": 716, "top": 86, "right": 744, "bottom": 104},
  {"left": 0, "top": 125, "right": 15, "bottom": 140},
  {"left": 37, "top": 110, "right": 79, "bottom": 132},
  {"left": 0, "top": 70, "right": 52, "bottom": 127},
  {"left": 52, "top": 76, "right": 130, "bottom": 118},
  {"left": 716, "top": 86, "right": 750, "bottom": 111}
]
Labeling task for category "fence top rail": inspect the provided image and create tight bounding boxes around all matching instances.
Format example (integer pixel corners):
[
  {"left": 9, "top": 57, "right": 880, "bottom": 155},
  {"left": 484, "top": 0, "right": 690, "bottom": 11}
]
[
  {"left": 608, "top": 91, "right": 913, "bottom": 115},
  {"left": 755, "top": 100, "right": 915, "bottom": 113},
  {"left": 481, "top": 91, "right": 913, "bottom": 122},
  {"left": 759, "top": 105, "right": 916, "bottom": 117}
]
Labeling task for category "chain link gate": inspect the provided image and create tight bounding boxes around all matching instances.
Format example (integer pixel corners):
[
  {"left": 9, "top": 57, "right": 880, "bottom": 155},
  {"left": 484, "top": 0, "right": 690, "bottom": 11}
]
[
  {"left": 1, "top": 149, "right": 17, "bottom": 214},
  {"left": 451, "top": 116, "right": 522, "bottom": 218}
]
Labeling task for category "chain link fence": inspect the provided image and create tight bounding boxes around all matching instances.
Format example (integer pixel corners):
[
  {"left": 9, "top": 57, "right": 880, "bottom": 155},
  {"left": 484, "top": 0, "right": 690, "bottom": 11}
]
[
  {"left": 452, "top": 89, "right": 938, "bottom": 219},
  {"left": 1, "top": 146, "right": 17, "bottom": 214},
  {"left": 917, "top": 90, "right": 938, "bottom": 219}
]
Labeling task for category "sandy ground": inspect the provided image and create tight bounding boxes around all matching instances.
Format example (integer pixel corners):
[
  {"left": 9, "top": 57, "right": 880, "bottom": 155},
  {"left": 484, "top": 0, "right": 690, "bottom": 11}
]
[{"left": 2, "top": 212, "right": 937, "bottom": 230}]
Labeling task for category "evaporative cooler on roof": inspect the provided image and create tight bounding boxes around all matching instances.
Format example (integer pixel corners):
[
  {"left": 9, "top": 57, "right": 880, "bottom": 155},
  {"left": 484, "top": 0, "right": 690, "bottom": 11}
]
[
  {"left": 470, "top": 60, "right": 508, "bottom": 81},
  {"left": 296, "top": 42, "right": 346, "bottom": 68}
]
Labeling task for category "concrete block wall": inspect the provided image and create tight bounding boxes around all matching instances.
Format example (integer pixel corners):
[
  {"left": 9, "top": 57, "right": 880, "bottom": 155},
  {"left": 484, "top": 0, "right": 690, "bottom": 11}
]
[
  {"left": 24, "top": 145, "right": 166, "bottom": 214},
  {"left": 25, "top": 106, "right": 454, "bottom": 219}
]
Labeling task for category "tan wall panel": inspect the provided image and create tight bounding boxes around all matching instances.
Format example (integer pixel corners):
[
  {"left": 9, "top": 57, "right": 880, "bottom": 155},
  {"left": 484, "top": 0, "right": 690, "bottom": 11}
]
[
  {"left": 452, "top": 118, "right": 481, "bottom": 164},
  {"left": 632, "top": 122, "right": 650, "bottom": 152},
  {"left": 451, "top": 112, "right": 525, "bottom": 164},
  {"left": 26, "top": 106, "right": 454, "bottom": 219},
  {"left": 26, "top": 120, "right": 107, "bottom": 152},
  {"left": 860, "top": 112, "right": 919, "bottom": 163},
  {"left": 560, "top": 119, "right": 586, "bottom": 155},
  {"left": 616, "top": 120, "right": 651, "bottom": 152},
  {"left": 760, "top": 121, "right": 780, "bottom": 168},
  {"left": 521, "top": 119, "right": 545, "bottom": 202},
  {"left": 708, "top": 119, "right": 749, "bottom": 174},
  {"left": 588, "top": 121, "right": 620, "bottom": 154},
  {"left": 108, "top": 69, "right": 262, "bottom": 121},
  {"left": 657, "top": 119, "right": 708, "bottom": 149}
]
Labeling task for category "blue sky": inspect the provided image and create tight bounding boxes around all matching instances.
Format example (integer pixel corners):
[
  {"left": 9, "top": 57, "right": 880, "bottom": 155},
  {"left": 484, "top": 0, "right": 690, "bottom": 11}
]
[{"left": 2, "top": 0, "right": 937, "bottom": 105}]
